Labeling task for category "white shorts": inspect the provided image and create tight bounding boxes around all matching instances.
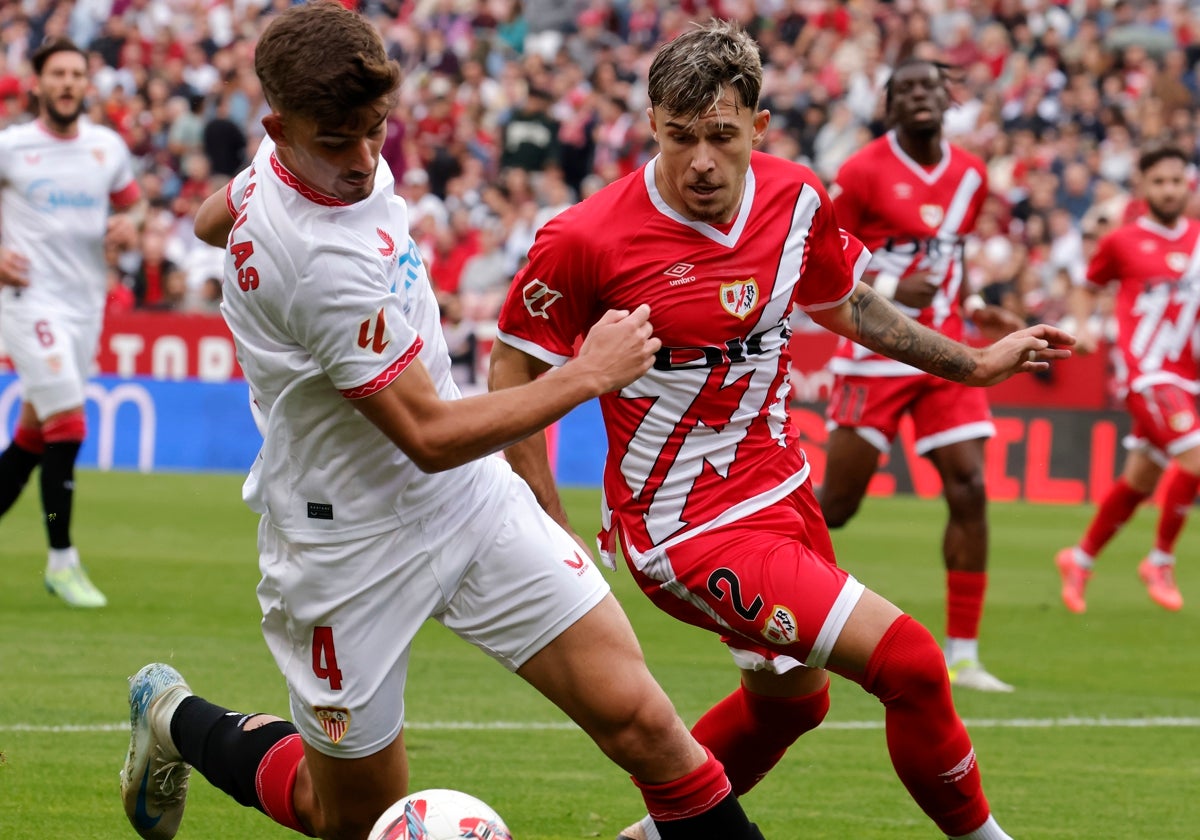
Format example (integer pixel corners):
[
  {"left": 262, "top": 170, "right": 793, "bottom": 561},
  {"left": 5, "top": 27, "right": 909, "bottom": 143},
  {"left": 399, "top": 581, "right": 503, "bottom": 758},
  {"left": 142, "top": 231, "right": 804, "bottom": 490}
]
[
  {"left": 0, "top": 305, "right": 98, "bottom": 418},
  {"left": 257, "top": 458, "right": 610, "bottom": 759}
]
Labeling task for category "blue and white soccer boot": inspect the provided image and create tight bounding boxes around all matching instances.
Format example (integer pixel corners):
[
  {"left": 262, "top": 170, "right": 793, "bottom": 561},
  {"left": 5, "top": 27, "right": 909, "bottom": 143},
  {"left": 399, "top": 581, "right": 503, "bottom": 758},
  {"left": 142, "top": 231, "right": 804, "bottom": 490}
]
[{"left": 120, "top": 663, "right": 193, "bottom": 839}]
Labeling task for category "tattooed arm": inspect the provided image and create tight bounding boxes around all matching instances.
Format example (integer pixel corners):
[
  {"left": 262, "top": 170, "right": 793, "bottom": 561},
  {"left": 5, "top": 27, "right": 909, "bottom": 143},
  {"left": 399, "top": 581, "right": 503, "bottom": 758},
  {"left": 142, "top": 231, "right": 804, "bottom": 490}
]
[{"left": 809, "top": 281, "right": 1075, "bottom": 386}]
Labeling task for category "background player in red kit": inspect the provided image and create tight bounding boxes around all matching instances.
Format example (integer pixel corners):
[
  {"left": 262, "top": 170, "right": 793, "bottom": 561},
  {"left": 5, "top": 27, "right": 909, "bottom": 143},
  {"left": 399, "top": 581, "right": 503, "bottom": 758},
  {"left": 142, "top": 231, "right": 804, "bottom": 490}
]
[
  {"left": 821, "top": 58, "right": 1027, "bottom": 693},
  {"left": 1056, "top": 142, "right": 1199, "bottom": 613},
  {"left": 491, "top": 21, "right": 1072, "bottom": 840}
]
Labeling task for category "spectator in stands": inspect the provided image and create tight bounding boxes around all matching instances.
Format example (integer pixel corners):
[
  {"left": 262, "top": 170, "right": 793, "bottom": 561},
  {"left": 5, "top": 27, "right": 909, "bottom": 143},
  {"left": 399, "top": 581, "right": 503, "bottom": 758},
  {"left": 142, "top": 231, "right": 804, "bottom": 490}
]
[{"left": 499, "top": 84, "right": 560, "bottom": 173}]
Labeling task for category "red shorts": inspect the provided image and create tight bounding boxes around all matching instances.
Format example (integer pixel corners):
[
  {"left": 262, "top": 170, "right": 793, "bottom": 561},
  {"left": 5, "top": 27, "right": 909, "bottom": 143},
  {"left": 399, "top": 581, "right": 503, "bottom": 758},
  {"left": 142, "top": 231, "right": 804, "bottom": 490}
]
[
  {"left": 1125, "top": 383, "right": 1200, "bottom": 459},
  {"left": 624, "top": 481, "right": 864, "bottom": 672},
  {"left": 827, "top": 373, "right": 994, "bottom": 455}
]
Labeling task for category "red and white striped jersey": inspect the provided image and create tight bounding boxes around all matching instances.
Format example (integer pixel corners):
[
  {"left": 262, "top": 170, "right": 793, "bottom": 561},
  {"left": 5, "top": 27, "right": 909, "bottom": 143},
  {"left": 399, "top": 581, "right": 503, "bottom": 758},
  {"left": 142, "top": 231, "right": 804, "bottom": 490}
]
[
  {"left": 829, "top": 131, "right": 987, "bottom": 376},
  {"left": 497, "top": 151, "right": 854, "bottom": 562},
  {"left": 1087, "top": 216, "right": 1200, "bottom": 396}
]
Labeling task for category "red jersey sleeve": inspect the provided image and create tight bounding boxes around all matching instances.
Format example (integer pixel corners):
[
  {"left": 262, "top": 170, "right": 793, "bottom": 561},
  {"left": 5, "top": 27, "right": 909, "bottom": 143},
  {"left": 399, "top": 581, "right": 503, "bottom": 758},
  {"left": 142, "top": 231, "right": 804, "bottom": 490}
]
[
  {"left": 794, "top": 179, "right": 856, "bottom": 311},
  {"left": 496, "top": 212, "right": 600, "bottom": 365},
  {"left": 1086, "top": 232, "right": 1119, "bottom": 287},
  {"left": 829, "top": 158, "right": 866, "bottom": 234}
]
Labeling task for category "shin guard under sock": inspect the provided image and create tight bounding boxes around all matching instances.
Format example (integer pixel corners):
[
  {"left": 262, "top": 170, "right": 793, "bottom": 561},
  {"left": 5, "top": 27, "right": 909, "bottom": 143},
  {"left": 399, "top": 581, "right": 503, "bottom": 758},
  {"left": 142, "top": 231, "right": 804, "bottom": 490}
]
[
  {"left": 170, "top": 696, "right": 308, "bottom": 833},
  {"left": 945, "top": 570, "right": 987, "bottom": 642},
  {"left": 39, "top": 415, "right": 85, "bottom": 550},
  {"left": 863, "top": 615, "right": 991, "bottom": 836},
  {"left": 691, "top": 680, "right": 829, "bottom": 795}
]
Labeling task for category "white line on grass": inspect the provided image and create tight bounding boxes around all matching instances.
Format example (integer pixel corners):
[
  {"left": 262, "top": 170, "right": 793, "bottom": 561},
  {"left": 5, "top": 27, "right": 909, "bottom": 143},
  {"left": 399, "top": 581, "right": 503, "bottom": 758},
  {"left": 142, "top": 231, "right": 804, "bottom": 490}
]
[{"left": 4, "top": 716, "right": 1199, "bottom": 734}]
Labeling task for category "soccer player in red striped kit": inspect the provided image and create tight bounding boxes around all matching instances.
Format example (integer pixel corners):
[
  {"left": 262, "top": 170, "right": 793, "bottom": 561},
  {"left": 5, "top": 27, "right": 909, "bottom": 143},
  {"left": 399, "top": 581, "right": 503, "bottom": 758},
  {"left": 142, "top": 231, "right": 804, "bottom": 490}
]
[
  {"left": 821, "top": 58, "right": 1028, "bottom": 693},
  {"left": 492, "top": 20, "right": 1071, "bottom": 840}
]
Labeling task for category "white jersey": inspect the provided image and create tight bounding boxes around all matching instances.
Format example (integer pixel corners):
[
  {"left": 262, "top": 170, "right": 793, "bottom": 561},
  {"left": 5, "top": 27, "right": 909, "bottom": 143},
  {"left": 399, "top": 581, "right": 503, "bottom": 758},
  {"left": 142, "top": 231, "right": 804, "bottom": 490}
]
[
  {"left": 0, "top": 118, "right": 138, "bottom": 321},
  {"left": 221, "top": 148, "right": 477, "bottom": 542}
]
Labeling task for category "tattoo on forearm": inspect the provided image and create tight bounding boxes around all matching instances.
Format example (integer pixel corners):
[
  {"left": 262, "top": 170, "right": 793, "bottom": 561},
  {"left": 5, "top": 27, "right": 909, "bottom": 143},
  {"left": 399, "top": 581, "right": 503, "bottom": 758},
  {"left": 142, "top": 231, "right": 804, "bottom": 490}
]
[{"left": 849, "top": 286, "right": 976, "bottom": 382}]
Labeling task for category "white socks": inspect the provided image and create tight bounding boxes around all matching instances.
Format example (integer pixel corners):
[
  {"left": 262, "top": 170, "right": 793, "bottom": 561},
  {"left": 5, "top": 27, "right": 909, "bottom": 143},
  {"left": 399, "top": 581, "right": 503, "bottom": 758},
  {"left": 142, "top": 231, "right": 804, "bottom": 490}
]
[
  {"left": 944, "top": 637, "right": 979, "bottom": 665},
  {"left": 47, "top": 546, "right": 80, "bottom": 574},
  {"left": 950, "top": 814, "right": 1013, "bottom": 839}
]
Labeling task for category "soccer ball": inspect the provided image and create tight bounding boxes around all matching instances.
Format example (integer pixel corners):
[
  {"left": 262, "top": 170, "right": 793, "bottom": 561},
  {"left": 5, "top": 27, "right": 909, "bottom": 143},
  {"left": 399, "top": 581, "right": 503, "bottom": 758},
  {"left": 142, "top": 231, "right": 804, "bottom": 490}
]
[{"left": 368, "top": 788, "right": 513, "bottom": 840}]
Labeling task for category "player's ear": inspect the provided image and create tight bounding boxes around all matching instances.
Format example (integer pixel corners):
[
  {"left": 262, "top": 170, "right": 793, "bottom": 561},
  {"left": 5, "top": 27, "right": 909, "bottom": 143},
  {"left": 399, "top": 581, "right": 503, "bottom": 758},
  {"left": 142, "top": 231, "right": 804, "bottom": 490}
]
[
  {"left": 752, "top": 109, "right": 770, "bottom": 147},
  {"left": 262, "top": 112, "right": 287, "bottom": 148},
  {"left": 646, "top": 106, "right": 657, "bottom": 143}
]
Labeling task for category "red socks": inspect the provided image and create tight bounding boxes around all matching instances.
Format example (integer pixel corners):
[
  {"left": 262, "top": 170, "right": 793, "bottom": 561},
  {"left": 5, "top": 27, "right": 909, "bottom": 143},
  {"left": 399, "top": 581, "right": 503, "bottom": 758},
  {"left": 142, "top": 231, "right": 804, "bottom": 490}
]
[
  {"left": 945, "top": 570, "right": 986, "bottom": 641},
  {"left": 255, "top": 732, "right": 307, "bottom": 834},
  {"left": 691, "top": 680, "right": 830, "bottom": 795},
  {"left": 1155, "top": 467, "right": 1200, "bottom": 554},
  {"left": 864, "top": 615, "right": 990, "bottom": 837},
  {"left": 1080, "top": 477, "right": 1148, "bottom": 558}
]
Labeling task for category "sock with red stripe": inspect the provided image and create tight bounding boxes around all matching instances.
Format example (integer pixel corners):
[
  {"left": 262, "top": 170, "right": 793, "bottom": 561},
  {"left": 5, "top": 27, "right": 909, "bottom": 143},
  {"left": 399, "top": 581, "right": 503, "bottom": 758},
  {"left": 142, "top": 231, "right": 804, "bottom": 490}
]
[
  {"left": 0, "top": 424, "right": 43, "bottom": 516},
  {"left": 1080, "top": 477, "right": 1149, "bottom": 558},
  {"left": 1154, "top": 467, "right": 1200, "bottom": 554},
  {"left": 171, "top": 696, "right": 310, "bottom": 834},
  {"left": 860, "top": 614, "right": 993, "bottom": 836},
  {"left": 633, "top": 747, "right": 763, "bottom": 840},
  {"left": 691, "top": 680, "right": 829, "bottom": 795}
]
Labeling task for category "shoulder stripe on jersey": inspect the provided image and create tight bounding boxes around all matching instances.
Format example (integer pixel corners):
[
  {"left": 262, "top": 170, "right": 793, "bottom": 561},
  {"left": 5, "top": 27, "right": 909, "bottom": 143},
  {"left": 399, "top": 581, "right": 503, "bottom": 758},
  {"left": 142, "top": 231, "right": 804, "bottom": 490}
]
[
  {"left": 110, "top": 180, "right": 141, "bottom": 210},
  {"left": 225, "top": 180, "right": 238, "bottom": 218},
  {"left": 270, "top": 153, "right": 348, "bottom": 207},
  {"left": 341, "top": 338, "right": 424, "bottom": 399}
]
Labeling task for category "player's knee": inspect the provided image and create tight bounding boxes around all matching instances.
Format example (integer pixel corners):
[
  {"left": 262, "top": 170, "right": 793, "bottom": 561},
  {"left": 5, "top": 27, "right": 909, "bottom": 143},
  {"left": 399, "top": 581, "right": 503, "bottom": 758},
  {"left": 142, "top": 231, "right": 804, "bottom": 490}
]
[
  {"left": 866, "top": 615, "right": 949, "bottom": 703},
  {"left": 942, "top": 471, "right": 986, "bottom": 516}
]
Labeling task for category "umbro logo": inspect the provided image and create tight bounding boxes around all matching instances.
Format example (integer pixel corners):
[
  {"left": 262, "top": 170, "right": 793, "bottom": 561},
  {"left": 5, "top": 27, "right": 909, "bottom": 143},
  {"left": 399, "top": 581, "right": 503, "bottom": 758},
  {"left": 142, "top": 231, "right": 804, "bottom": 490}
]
[{"left": 665, "top": 262, "right": 696, "bottom": 286}]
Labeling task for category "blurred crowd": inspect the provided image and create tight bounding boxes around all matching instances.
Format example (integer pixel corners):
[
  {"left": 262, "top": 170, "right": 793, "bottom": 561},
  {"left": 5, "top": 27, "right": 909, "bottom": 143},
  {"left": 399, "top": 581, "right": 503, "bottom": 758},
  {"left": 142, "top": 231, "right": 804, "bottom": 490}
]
[{"left": 3, "top": 0, "right": 1200, "bottom": 381}]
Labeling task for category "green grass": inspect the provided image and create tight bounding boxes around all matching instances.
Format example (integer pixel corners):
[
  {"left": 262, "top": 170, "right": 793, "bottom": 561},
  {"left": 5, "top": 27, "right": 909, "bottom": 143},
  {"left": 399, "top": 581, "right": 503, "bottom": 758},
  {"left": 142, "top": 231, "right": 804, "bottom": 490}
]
[{"left": 1, "top": 472, "right": 1197, "bottom": 838}]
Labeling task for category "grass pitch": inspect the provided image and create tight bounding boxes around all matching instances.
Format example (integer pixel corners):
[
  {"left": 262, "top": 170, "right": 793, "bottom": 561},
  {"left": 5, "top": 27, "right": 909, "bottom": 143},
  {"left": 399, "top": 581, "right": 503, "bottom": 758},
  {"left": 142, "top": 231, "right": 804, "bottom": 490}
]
[{"left": 0, "top": 470, "right": 1196, "bottom": 838}]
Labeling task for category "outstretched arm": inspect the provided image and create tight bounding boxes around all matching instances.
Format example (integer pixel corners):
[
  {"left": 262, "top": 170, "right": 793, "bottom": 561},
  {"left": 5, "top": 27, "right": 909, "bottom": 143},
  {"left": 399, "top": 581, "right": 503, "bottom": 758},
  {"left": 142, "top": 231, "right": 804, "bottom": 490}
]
[
  {"left": 355, "top": 306, "right": 661, "bottom": 473},
  {"left": 809, "top": 281, "right": 1074, "bottom": 386}
]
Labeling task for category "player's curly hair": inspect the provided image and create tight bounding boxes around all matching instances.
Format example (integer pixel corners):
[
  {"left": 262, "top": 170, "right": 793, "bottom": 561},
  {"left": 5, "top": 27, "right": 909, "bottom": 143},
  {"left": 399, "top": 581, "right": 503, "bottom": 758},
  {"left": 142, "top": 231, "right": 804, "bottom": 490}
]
[
  {"left": 1137, "top": 139, "right": 1190, "bottom": 172},
  {"left": 647, "top": 19, "right": 762, "bottom": 122},
  {"left": 255, "top": 1, "right": 401, "bottom": 129}
]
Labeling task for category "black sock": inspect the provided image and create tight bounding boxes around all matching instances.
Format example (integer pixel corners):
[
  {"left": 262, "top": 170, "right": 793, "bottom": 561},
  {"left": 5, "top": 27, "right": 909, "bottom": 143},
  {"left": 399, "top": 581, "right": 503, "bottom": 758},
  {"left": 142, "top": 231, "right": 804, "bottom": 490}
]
[
  {"left": 170, "top": 695, "right": 299, "bottom": 812},
  {"left": 0, "top": 441, "right": 40, "bottom": 517},
  {"left": 653, "top": 793, "right": 765, "bottom": 840},
  {"left": 39, "top": 440, "right": 80, "bottom": 550}
]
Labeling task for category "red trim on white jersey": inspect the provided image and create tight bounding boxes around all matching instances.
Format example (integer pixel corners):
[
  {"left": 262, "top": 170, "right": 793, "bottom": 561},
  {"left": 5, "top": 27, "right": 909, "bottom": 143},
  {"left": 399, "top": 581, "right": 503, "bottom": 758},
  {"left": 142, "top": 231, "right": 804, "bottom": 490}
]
[
  {"left": 109, "top": 180, "right": 141, "bottom": 210},
  {"left": 225, "top": 179, "right": 238, "bottom": 218},
  {"left": 340, "top": 337, "right": 423, "bottom": 399},
  {"left": 270, "top": 153, "right": 349, "bottom": 207}
]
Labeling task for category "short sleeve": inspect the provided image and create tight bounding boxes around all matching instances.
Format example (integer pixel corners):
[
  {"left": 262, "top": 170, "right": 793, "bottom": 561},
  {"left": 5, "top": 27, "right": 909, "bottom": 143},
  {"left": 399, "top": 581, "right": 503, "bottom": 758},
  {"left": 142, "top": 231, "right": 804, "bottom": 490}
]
[
  {"left": 288, "top": 246, "right": 424, "bottom": 397},
  {"left": 496, "top": 212, "right": 599, "bottom": 365},
  {"left": 1085, "top": 233, "right": 1118, "bottom": 288},
  {"left": 794, "top": 180, "right": 856, "bottom": 312}
]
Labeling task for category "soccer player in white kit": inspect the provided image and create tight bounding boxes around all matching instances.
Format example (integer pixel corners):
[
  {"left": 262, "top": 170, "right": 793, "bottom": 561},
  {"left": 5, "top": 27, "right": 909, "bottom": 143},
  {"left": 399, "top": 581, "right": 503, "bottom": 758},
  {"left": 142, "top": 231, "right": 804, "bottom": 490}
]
[
  {"left": 120, "top": 5, "right": 766, "bottom": 840},
  {"left": 0, "top": 37, "right": 141, "bottom": 608}
]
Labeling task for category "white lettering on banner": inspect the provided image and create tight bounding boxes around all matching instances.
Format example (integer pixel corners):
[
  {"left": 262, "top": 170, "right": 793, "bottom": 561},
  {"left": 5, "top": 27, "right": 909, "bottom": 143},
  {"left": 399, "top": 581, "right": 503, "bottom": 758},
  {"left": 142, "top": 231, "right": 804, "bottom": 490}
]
[
  {"left": 151, "top": 336, "right": 188, "bottom": 380},
  {"left": 84, "top": 382, "right": 156, "bottom": 472},
  {"left": 197, "top": 336, "right": 235, "bottom": 382},
  {"left": 108, "top": 334, "right": 145, "bottom": 378},
  {"left": 0, "top": 380, "right": 156, "bottom": 471}
]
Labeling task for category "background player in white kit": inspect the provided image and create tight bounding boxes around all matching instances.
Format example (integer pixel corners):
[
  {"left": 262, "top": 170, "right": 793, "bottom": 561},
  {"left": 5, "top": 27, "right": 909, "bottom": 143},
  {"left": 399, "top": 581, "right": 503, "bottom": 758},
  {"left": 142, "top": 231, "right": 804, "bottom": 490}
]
[
  {"left": 121, "top": 5, "right": 767, "bottom": 840},
  {"left": 491, "top": 21, "right": 1072, "bottom": 840},
  {"left": 0, "top": 37, "right": 141, "bottom": 608}
]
